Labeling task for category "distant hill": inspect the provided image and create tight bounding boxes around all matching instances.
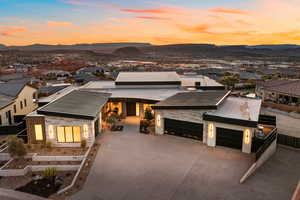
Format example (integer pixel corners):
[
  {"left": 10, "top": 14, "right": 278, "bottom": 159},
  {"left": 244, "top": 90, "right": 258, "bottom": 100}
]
[
  {"left": 4, "top": 43, "right": 151, "bottom": 53},
  {"left": 245, "top": 44, "right": 300, "bottom": 50},
  {"left": 113, "top": 46, "right": 144, "bottom": 57}
]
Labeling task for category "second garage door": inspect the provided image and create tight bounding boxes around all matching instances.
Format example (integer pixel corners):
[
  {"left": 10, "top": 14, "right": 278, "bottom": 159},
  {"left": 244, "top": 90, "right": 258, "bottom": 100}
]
[
  {"left": 216, "top": 128, "right": 243, "bottom": 150},
  {"left": 164, "top": 118, "right": 203, "bottom": 140}
]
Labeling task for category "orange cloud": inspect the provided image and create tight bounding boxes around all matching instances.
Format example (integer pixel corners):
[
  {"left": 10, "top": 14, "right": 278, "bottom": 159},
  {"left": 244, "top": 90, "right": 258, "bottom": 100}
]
[
  {"left": 209, "top": 8, "right": 250, "bottom": 15},
  {"left": 178, "top": 24, "right": 211, "bottom": 34},
  {"left": 47, "top": 20, "right": 73, "bottom": 27},
  {"left": 0, "top": 26, "right": 27, "bottom": 36}
]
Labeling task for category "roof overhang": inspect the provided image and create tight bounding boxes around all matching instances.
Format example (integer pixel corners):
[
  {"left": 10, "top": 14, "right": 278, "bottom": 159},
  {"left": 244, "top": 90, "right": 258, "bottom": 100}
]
[{"left": 203, "top": 113, "right": 258, "bottom": 128}]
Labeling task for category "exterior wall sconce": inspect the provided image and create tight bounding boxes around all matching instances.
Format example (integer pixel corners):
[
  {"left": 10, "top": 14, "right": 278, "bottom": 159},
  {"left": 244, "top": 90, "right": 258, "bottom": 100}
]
[
  {"left": 244, "top": 129, "right": 251, "bottom": 144},
  {"left": 157, "top": 114, "right": 161, "bottom": 127},
  {"left": 83, "top": 124, "right": 89, "bottom": 139},
  {"left": 208, "top": 123, "right": 214, "bottom": 138},
  {"left": 48, "top": 125, "right": 54, "bottom": 139}
]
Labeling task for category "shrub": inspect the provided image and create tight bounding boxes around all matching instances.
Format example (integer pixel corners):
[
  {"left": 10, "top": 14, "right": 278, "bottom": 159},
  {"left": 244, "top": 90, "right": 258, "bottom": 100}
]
[
  {"left": 144, "top": 108, "right": 154, "bottom": 121},
  {"left": 81, "top": 139, "right": 87, "bottom": 149},
  {"left": 43, "top": 167, "right": 57, "bottom": 181},
  {"left": 45, "top": 140, "right": 52, "bottom": 149},
  {"left": 106, "top": 113, "right": 117, "bottom": 127},
  {"left": 7, "top": 136, "right": 27, "bottom": 159}
]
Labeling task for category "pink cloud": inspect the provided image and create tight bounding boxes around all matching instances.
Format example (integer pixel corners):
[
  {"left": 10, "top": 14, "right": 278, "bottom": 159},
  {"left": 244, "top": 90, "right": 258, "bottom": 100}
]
[
  {"left": 120, "top": 7, "right": 181, "bottom": 14},
  {"left": 135, "top": 16, "right": 170, "bottom": 21},
  {"left": 47, "top": 20, "right": 73, "bottom": 27},
  {"left": 0, "top": 26, "right": 27, "bottom": 36},
  {"left": 208, "top": 8, "right": 250, "bottom": 15}
]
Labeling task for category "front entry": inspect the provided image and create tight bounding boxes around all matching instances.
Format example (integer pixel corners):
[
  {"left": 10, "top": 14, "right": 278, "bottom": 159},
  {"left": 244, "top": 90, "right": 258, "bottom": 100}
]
[
  {"left": 126, "top": 102, "right": 136, "bottom": 116},
  {"left": 164, "top": 118, "right": 203, "bottom": 140}
]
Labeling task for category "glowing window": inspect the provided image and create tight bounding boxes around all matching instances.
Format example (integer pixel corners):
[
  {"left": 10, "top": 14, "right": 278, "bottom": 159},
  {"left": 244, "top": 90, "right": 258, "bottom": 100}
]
[
  {"left": 136, "top": 103, "right": 140, "bottom": 116},
  {"left": 73, "top": 127, "right": 81, "bottom": 142},
  {"left": 34, "top": 124, "right": 43, "bottom": 141},
  {"left": 157, "top": 114, "right": 161, "bottom": 127},
  {"left": 65, "top": 127, "right": 73, "bottom": 142},
  {"left": 57, "top": 127, "right": 65, "bottom": 143}
]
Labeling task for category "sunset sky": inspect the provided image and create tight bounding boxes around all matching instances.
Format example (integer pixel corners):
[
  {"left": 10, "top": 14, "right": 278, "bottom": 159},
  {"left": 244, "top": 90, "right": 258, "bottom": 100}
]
[{"left": 0, "top": 0, "right": 300, "bottom": 45}]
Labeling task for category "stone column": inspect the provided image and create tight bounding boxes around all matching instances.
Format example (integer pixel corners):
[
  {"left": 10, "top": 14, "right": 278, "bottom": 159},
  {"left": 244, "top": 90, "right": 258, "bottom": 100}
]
[
  {"left": 155, "top": 111, "right": 164, "bottom": 135},
  {"left": 242, "top": 128, "right": 253, "bottom": 154},
  {"left": 206, "top": 122, "right": 216, "bottom": 147}
]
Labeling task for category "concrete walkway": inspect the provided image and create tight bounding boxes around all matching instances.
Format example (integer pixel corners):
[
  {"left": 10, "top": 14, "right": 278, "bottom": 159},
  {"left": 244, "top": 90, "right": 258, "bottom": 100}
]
[{"left": 70, "top": 117, "right": 299, "bottom": 200}]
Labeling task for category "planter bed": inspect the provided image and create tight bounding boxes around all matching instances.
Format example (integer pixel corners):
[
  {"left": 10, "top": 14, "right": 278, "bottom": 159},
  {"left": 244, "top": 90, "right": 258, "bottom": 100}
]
[
  {"left": 3, "top": 158, "right": 81, "bottom": 169},
  {"left": 15, "top": 171, "right": 76, "bottom": 198},
  {"left": 52, "top": 143, "right": 100, "bottom": 199},
  {"left": 27, "top": 147, "right": 88, "bottom": 156}
]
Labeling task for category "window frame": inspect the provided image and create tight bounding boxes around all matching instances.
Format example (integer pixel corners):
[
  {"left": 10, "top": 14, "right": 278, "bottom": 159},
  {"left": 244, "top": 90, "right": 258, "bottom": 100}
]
[
  {"left": 56, "top": 126, "right": 81, "bottom": 143},
  {"left": 13, "top": 105, "right": 17, "bottom": 113}
]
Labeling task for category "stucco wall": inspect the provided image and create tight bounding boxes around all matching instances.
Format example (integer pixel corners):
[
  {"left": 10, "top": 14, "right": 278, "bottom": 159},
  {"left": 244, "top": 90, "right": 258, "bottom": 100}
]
[
  {"left": 14, "top": 85, "right": 38, "bottom": 116},
  {"left": 44, "top": 116, "right": 96, "bottom": 147}
]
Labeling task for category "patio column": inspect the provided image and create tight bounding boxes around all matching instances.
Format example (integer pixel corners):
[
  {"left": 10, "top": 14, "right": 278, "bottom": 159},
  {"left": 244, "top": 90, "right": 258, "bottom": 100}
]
[{"left": 122, "top": 102, "right": 127, "bottom": 116}]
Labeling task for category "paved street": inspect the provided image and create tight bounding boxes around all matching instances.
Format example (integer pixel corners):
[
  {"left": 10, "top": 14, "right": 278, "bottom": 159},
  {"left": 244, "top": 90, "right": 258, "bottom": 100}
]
[{"left": 70, "top": 117, "right": 300, "bottom": 200}]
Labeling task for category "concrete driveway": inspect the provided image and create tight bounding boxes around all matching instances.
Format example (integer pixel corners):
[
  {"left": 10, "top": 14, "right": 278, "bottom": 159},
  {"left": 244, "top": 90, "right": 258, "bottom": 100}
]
[{"left": 70, "top": 117, "right": 300, "bottom": 200}]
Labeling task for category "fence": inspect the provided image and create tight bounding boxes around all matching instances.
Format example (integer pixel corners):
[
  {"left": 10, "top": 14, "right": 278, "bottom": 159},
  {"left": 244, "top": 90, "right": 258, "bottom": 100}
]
[
  {"left": 277, "top": 134, "right": 300, "bottom": 149},
  {"left": 255, "top": 128, "right": 278, "bottom": 161}
]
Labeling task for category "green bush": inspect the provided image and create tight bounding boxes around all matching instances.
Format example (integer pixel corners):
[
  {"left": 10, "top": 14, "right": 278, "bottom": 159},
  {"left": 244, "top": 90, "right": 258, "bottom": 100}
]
[
  {"left": 7, "top": 136, "right": 27, "bottom": 159},
  {"left": 43, "top": 167, "right": 57, "bottom": 180},
  {"left": 81, "top": 139, "right": 87, "bottom": 149},
  {"left": 144, "top": 108, "right": 154, "bottom": 121}
]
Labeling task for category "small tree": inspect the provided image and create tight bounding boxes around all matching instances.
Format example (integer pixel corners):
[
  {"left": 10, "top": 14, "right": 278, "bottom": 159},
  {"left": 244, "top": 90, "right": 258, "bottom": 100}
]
[
  {"left": 7, "top": 136, "right": 27, "bottom": 159},
  {"left": 144, "top": 108, "right": 154, "bottom": 121},
  {"left": 106, "top": 113, "right": 117, "bottom": 128}
]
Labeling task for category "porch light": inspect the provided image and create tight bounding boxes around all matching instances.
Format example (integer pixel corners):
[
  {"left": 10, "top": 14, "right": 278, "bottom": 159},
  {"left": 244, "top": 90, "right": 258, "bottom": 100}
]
[
  {"left": 208, "top": 123, "right": 214, "bottom": 138},
  {"left": 157, "top": 114, "right": 161, "bottom": 127},
  {"left": 48, "top": 125, "right": 54, "bottom": 139},
  {"left": 244, "top": 129, "right": 251, "bottom": 144},
  {"left": 83, "top": 124, "right": 89, "bottom": 138}
]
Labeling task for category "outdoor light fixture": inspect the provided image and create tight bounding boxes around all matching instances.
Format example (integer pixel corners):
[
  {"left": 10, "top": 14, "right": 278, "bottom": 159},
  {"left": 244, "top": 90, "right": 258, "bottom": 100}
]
[
  {"left": 208, "top": 123, "right": 214, "bottom": 138},
  {"left": 157, "top": 114, "right": 161, "bottom": 127},
  {"left": 83, "top": 124, "right": 89, "bottom": 138},
  {"left": 48, "top": 125, "right": 54, "bottom": 139},
  {"left": 244, "top": 129, "right": 251, "bottom": 144}
]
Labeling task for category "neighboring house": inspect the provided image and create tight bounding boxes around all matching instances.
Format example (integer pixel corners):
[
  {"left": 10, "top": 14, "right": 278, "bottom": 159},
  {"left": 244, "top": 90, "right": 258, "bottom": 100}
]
[
  {"left": 42, "top": 70, "right": 71, "bottom": 77},
  {"left": 256, "top": 79, "right": 300, "bottom": 106},
  {"left": 73, "top": 73, "right": 99, "bottom": 85},
  {"left": 26, "top": 72, "right": 275, "bottom": 153},
  {"left": 76, "top": 66, "right": 104, "bottom": 75},
  {"left": 0, "top": 82, "right": 38, "bottom": 126},
  {"left": 38, "top": 84, "right": 70, "bottom": 97}
]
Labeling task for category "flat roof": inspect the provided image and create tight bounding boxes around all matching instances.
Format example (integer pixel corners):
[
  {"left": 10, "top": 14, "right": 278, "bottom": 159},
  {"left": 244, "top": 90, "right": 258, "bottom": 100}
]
[
  {"left": 179, "top": 75, "right": 223, "bottom": 87},
  {"left": 37, "top": 90, "right": 110, "bottom": 120},
  {"left": 206, "top": 97, "right": 262, "bottom": 122},
  {"left": 115, "top": 72, "right": 181, "bottom": 84},
  {"left": 84, "top": 88, "right": 197, "bottom": 102},
  {"left": 152, "top": 91, "right": 230, "bottom": 109}
]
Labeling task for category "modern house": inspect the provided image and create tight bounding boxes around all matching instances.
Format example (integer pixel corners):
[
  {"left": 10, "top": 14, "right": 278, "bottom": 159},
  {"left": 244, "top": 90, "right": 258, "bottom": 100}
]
[
  {"left": 0, "top": 82, "right": 38, "bottom": 126},
  {"left": 26, "top": 72, "right": 275, "bottom": 153}
]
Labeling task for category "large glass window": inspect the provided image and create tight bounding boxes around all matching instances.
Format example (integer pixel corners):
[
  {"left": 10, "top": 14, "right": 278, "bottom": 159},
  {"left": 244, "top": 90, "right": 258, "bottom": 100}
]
[
  {"left": 35, "top": 124, "right": 43, "bottom": 141},
  {"left": 57, "top": 126, "right": 81, "bottom": 143}
]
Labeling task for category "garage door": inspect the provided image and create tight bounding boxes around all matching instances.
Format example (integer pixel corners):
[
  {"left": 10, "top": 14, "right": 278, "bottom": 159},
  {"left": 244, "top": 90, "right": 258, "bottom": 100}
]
[
  {"left": 216, "top": 128, "right": 243, "bottom": 150},
  {"left": 164, "top": 118, "right": 203, "bottom": 140}
]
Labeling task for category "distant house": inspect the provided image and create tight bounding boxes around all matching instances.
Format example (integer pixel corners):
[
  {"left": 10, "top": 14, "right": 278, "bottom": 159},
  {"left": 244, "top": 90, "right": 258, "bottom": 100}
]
[
  {"left": 76, "top": 66, "right": 104, "bottom": 75},
  {"left": 42, "top": 70, "right": 71, "bottom": 77},
  {"left": 0, "top": 82, "right": 38, "bottom": 126},
  {"left": 10, "top": 63, "right": 30, "bottom": 73},
  {"left": 73, "top": 73, "right": 99, "bottom": 85}
]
